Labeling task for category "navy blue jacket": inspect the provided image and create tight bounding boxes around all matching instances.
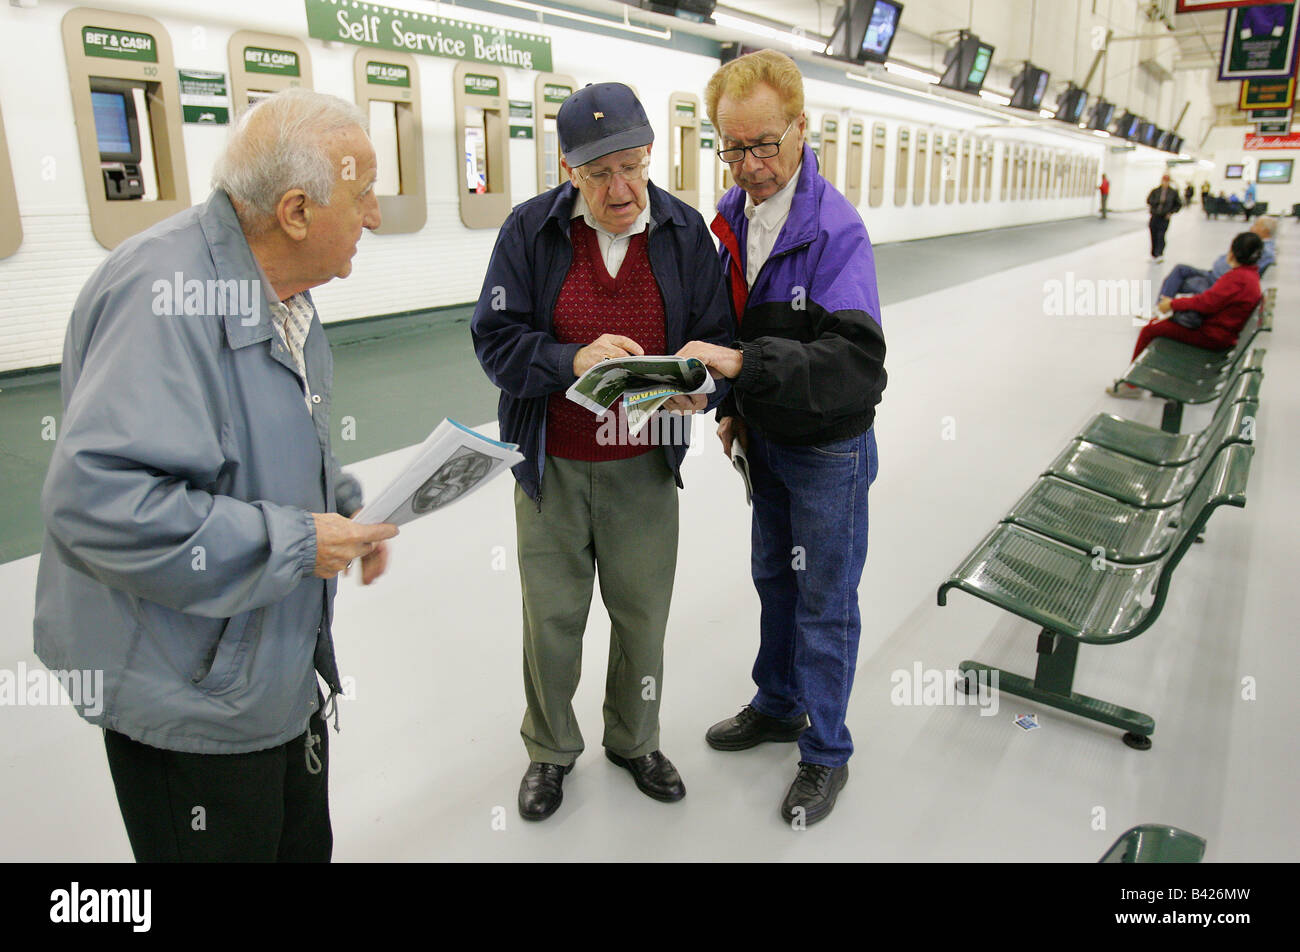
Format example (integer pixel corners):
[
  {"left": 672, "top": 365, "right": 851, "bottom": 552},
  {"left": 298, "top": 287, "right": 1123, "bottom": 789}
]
[{"left": 471, "top": 181, "right": 733, "bottom": 502}]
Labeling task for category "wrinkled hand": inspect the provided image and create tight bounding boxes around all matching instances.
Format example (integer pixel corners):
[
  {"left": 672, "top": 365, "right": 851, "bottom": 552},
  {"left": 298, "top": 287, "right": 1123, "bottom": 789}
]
[
  {"left": 311, "top": 513, "right": 398, "bottom": 580},
  {"left": 676, "top": 340, "right": 743, "bottom": 379},
  {"left": 574, "top": 334, "right": 644, "bottom": 376},
  {"left": 662, "top": 394, "right": 707, "bottom": 413},
  {"left": 718, "top": 415, "right": 748, "bottom": 459},
  {"left": 357, "top": 539, "right": 390, "bottom": 586}
]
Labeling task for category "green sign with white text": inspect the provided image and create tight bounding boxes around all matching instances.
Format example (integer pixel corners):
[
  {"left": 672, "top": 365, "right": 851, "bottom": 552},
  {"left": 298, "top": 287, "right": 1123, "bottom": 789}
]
[
  {"left": 82, "top": 26, "right": 156, "bottom": 62},
  {"left": 366, "top": 61, "right": 410, "bottom": 87},
  {"left": 464, "top": 73, "right": 499, "bottom": 97},
  {"left": 244, "top": 46, "right": 300, "bottom": 76},
  {"left": 304, "top": 0, "right": 552, "bottom": 72}
]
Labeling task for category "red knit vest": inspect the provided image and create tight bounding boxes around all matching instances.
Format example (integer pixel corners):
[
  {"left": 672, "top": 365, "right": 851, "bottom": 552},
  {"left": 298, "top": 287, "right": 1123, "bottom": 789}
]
[{"left": 546, "top": 217, "right": 666, "bottom": 461}]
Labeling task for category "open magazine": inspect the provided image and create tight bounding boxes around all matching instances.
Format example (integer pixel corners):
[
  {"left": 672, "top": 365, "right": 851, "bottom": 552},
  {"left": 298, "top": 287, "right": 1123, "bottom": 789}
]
[
  {"left": 353, "top": 419, "right": 524, "bottom": 526},
  {"left": 566, "top": 355, "right": 716, "bottom": 436}
]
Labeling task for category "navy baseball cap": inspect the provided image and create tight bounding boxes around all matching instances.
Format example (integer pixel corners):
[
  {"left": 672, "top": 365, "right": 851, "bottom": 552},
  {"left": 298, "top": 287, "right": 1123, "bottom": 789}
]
[{"left": 557, "top": 83, "right": 654, "bottom": 167}]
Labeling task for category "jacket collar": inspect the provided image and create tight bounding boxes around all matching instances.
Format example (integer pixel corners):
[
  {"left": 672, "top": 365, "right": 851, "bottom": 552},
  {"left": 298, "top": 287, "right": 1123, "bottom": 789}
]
[
  {"left": 717, "top": 142, "right": 820, "bottom": 256},
  {"left": 197, "top": 189, "right": 276, "bottom": 350}
]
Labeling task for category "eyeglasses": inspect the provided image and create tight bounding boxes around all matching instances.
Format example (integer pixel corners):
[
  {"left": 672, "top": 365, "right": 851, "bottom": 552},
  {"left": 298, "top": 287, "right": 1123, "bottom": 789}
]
[
  {"left": 576, "top": 154, "right": 652, "bottom": 188},
  {"left": 716, "top": 119, "right": 796, "bottom": 164}
]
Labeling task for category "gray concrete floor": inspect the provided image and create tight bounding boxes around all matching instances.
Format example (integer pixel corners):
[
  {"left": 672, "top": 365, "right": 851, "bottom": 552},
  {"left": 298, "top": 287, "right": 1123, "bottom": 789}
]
[{"left": 1, "top": 209, "right": 1294, "bottom": 861}]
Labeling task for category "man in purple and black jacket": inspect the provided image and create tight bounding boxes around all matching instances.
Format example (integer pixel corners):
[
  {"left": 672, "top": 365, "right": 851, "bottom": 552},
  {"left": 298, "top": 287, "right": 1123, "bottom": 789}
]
[{"left": 678, "top": 49, "right": 886, "bottom": 827}]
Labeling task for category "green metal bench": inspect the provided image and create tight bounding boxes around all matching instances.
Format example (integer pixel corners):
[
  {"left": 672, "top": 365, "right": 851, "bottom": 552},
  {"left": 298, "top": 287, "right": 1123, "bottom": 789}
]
[
  {"left": 1044, "top": 399, "right": 1257, "bottom": 508},
  {"left": 937, "top": 443, "right": 1254, "bottom": 748},
  {"left": 1077, "top": 367, "right": 1262, "bottom": 466},
  {"left": 1123, "top": 296, "right": 1271, "bottom": 432},
  {"left": 1099, "top": 824, "right": 1207, "bottom": 863}
]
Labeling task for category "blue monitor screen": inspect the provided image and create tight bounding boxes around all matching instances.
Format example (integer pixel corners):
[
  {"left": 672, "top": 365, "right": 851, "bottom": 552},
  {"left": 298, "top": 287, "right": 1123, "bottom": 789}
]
[
  {"left": 968, "top": 44, "right": 992, "bottom": 86},
  {"left": 860, "top": 1, "right": 901, "bottom": 59},
  {"left": 1032, "top": 71, "right": 1048, "bottom": 106},
  {"left": 92, "top": 91, "right": 132, "bottom": 157}
]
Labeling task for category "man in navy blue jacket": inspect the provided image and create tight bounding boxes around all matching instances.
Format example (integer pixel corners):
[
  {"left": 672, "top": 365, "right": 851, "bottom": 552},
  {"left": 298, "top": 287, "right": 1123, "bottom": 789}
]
[
  {"left": 471, "top": 84, "right": 732, "bottom": 822},
  {"left": 679, "top": 50, "right": 887, "bottom": 827}
]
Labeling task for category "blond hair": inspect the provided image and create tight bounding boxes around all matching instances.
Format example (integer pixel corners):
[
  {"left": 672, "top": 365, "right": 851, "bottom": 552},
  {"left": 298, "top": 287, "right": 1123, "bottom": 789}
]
[{"left": 705, "top": 49, "right": 805, "bottom": 126}]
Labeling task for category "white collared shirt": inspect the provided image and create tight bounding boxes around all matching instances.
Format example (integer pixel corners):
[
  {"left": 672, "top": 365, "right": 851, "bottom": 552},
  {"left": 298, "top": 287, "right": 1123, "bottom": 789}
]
[
  {"left": 571, "top": 192, "right": 651, "bottom": 278},
  {"left": 743, "top": 162, "right": 801, "bottom": 288}
]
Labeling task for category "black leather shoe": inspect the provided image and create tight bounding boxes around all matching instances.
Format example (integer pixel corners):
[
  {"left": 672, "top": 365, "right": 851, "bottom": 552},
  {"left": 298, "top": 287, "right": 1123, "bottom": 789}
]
[
  {"left": 518, "top": 761, "right": 574, "bottom": 821},
  {"left": 705, "top": 705, "right": 808, "bottom": 751},
  {"left": 780, "top": 762, "right": 848, "bottom": 826},
  {"left": 605, "top": 749, "right": 686, "bottom": 802}
]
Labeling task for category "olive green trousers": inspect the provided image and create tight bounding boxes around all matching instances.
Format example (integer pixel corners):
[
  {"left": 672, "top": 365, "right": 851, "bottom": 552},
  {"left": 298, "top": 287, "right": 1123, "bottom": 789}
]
[{"left": 514, "top": 451, "right": 679, "bottom": 765}]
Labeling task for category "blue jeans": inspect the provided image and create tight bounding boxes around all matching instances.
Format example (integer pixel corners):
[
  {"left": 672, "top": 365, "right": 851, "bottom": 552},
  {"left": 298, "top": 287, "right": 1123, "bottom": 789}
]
[
  {"left": 1159, "top": 264, "right": 1212, "bottom": 300},
  {"left": 747, "top": 427, "right": 878, "bottom": 767}
]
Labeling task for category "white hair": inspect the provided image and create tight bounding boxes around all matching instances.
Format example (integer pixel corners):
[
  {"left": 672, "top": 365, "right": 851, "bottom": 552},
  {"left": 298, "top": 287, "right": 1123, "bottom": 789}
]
[
  {"left": 1254, "top": 215, "right": 1277, "bottom": 239},
  {"left": 212, "top": 88, "right": 368, "bottom": 234}
]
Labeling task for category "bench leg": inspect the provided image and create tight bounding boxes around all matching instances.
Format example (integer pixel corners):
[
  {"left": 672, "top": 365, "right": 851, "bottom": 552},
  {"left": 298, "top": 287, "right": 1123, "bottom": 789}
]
[
  {"left": 959, "top": 629, "right": 1155, "bottom": 749},
  {"left": 1160, "top": 399, "right": 1184, "bottom": 433}
]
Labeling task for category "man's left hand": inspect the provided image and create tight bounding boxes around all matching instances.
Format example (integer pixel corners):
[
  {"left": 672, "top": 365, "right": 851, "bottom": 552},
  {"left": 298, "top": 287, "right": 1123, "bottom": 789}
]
[
  {"left": 676, "top": 341, "right": 743, "bottom": 379},
  {"left": 1157, "top": 295, "right": 1173, "bottom": 316}
]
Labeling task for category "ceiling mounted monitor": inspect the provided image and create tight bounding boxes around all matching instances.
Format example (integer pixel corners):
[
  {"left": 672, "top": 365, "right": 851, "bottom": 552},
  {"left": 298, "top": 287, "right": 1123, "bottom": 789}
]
[
  {"left": 939, "top": 32, "right": 994, "bottom": 94},
  {"left": 639, "top": 0, "right": 716, "bottom": 23},
  {"left": 1010, "top": 63, "right": 1049, "bottom": 110},
  {"left": 1088, "top": 99, "right": 1115, "bottom": 131},
  {"left": 826, "top": 1, "right": 905, "bottom": 64},
  {"left": 1054, "top": 84, "right": 1089, "bottom": 124},
  {"left": 1115, "top": 111, "right": 1140, "bottom": 140}
]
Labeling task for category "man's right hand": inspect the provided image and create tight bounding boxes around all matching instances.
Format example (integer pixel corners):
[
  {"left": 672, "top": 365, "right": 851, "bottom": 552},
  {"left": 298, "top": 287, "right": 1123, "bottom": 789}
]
[
  {"left": 718, "top": 415, "right": 748, "bottom": 459},
  {"left": 311, "top": 513, "right": 399, "bottom": 579},
  {"left": 573, "top": 334, "right": 644, "bottom": 376}
]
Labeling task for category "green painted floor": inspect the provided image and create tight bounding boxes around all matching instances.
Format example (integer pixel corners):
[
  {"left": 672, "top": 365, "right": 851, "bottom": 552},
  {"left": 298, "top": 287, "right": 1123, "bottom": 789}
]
[{"left": 0, "top": 213, "right": 1143, "bottom": 564}]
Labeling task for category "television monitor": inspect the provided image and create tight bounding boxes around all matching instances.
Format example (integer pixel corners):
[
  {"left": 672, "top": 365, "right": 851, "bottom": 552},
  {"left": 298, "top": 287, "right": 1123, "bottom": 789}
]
[
  {"left": 1170, "top": 135, "right": 1184, "bottom": 154},
  {"left": 967, "top": 42, "right": 994, "bottom": 89},
  {"left": 1088, "top": 99, "right": 1115, "bottom": 131},
  {"left": 939, "top": 32, "right": 992, "bottom": 93},
  {"left": 1054, "top": 85, "right": 1088, "bottom": 124},
  {"left": 1156, "top": 131, "right": 1173, "bottom": 151},
  {"left": 89, "top": 81, "right": 141, "bottom": 163},
  {"left": 1257, "top": 159, "right": 1293, "bottom": 183},
  {"left": 1137, "top": 121, "right": 1157, "bottom": 145},
  {"left": 1010, "top": 63, "right": 1049, "bottom": 110},
  {"left": 858, "top": 0, "right": 903, "bottom": 63},
  {"left": 1115, "top": 111, "right": 1140, "bottom": 139},
  {"left": 1225, "top": 164, "right": 1244, "bottom": 178}
]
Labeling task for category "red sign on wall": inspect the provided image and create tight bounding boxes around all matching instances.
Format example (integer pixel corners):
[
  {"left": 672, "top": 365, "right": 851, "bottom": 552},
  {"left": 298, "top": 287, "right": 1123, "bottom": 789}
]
[{"left": 1244, "top": 130, "right": 1300, "bottom": 148}]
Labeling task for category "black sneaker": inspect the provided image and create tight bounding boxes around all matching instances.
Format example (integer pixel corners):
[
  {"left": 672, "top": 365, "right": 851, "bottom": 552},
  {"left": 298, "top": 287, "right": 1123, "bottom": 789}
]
[
  {"left": 780, "top": 762, "right": 849, "bottom": 826},
  {"left": 705, "top": 705, "right": 808, "bottom": 751}
]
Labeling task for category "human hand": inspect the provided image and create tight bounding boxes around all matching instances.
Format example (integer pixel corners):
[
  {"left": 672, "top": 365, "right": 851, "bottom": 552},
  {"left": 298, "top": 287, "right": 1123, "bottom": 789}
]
[
  {"left": 717, "top": 415, "right": 748, "bottom": 458},
  {"left": 1157, "top": 296, "right": 1173, "bottom": 316},
  {"left": 676, "top": 341, "right": 743, "bottom": 379},
  {"left": 311, "top": 513, "right": 398, "bottom": 579},
  {"left": 357, "top": 539, "right": 390, "bottom": 585},
  {"left": 573, "top": 334, "right": 644, "bottom": 376}
]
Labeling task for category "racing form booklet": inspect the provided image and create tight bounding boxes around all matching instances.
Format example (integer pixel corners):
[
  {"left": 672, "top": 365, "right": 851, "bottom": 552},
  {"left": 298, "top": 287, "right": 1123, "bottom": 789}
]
[
  {"left": 566, "top": 355, "right": 715, "bottom": 436},
  {"left": 353, "top": 419, "right": 524, "bottom": 527}
]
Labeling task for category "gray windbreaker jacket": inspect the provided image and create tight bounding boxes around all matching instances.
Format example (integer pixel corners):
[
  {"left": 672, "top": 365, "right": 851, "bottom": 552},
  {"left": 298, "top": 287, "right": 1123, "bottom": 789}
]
[{"left": 33, "top": 189, "right": 362, "bottom": 754}]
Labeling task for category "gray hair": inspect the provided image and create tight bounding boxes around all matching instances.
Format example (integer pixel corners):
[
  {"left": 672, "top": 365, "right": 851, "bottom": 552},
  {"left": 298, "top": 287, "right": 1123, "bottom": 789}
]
[
  {"left": 212, "top": 88, "right": 368, "bottom": 234},
  {"left": 1254, "top": 215, "right": 1277, "bottom": 239}
]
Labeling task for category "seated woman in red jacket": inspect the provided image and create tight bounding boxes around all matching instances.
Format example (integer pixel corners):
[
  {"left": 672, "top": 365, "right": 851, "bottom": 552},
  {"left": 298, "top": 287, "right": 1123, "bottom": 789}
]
[{"left": 1110, "top": 231, "right": 1263, "bottom": 398}]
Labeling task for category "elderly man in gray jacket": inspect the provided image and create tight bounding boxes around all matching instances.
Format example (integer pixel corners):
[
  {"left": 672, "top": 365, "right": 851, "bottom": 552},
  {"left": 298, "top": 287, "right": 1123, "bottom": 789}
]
[{"left": 33, "top": 89, "right": 397, "bottom": 862}]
